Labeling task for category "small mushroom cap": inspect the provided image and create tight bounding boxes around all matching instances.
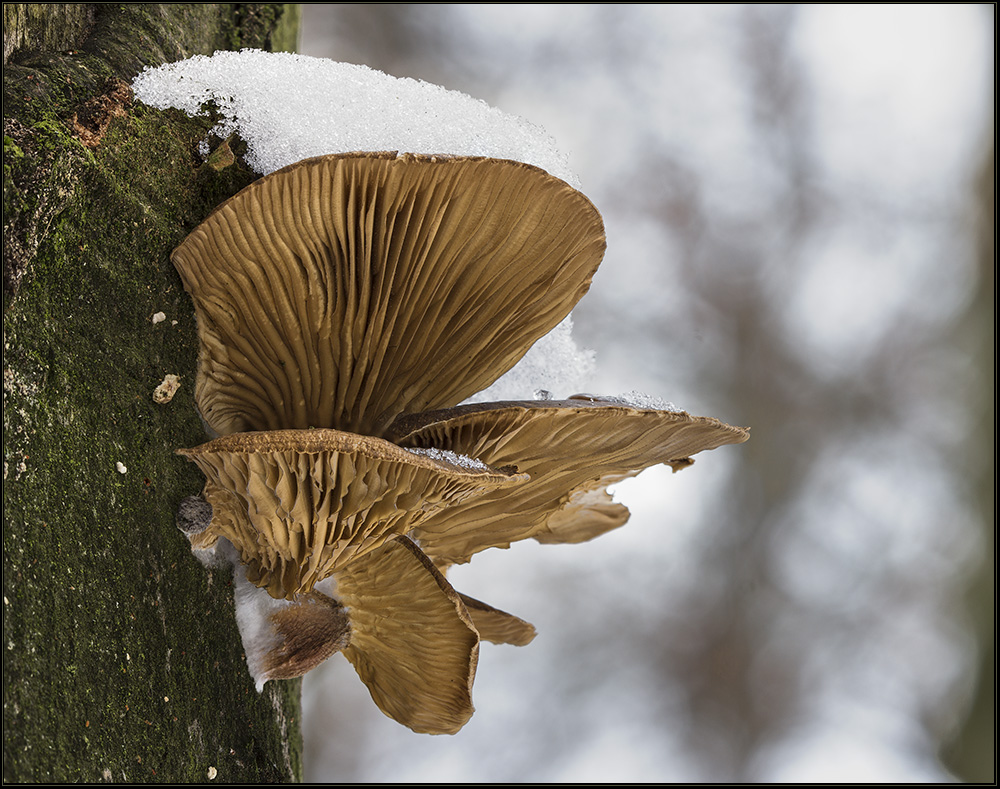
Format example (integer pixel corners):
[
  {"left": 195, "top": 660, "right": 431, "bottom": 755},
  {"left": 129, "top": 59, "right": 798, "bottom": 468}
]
[
  {"left": 177, "top": 429, "right": 527, "bottom": 599},
  {"left": 458, "top": 593, "right": 537, "bottom": 647},
  {"left": 388, "top": 398, "right": 750, "bottom": 567},
  {"left": 229, "top": 550, "right": 350, "bottom": 690},
  {"left": 171, "top": 152, "right": 605, "bottom": 438},
  {"left": 337, "top": 535, "right": 479, "bottom": 735},
  {"left": 232, "top": 535, "right": 522, "bottom": 730}
]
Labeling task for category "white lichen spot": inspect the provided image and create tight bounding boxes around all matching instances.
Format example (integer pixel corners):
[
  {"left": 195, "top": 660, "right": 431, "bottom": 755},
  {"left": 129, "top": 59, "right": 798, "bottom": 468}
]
[
  {"left": 153, "top": 374, "right": 181, "bottom": 404},
  {"left": 207, "top": 766, "right": 218, "bottom": 780},
  {"left": 151, "top": 311, "right": 167, "bottom": 324},
  {"left": 115, "top": 461, "right": 128, "bottom": 474}
]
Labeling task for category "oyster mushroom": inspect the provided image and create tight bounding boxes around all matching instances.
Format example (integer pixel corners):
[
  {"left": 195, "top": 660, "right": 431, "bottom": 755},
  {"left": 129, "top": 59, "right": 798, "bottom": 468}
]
[
  {"left": 167, "top": 146, "right": 751, "bottom": 731},
  {"left": 177, "top": 428, "right": 527, "bottom": 599},
  {"left": 234, "top": 534, "right": 479, "bottom": 734},
  {"left": 387, "top": 397, "right": 751, "bottom": 568},
  {"left": 171, "top": 151, "right": 605, "bottom": 438}
]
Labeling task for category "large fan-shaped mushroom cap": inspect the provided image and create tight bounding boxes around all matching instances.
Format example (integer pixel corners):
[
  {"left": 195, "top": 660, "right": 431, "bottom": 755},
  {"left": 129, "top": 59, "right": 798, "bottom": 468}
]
[
  {"left": 337, "top": 535, "right": 480, "bottom": 734},
  {"left": 171, "top": 152, "right": 606, "bottom": 438},
  {"left": 387, "top": 398, "right": 750, "bottom": 567},
  {"left": 177, "top": 429, "right": 527, "bottom": 599}
]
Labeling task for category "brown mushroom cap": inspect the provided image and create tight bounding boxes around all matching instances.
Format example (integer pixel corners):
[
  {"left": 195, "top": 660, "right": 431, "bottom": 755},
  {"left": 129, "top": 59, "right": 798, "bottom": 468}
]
[
  {"left": 387, "top": 398, "right": 750, "bottom": 567},
  {"left": 177, "top": 429, "right": 527, "bottom": 599},
  {"left": 171, "top": 152, "right": 606, "bottom": 438},
  {"left": 337, "top": 535, "right": 479, "bottom": 735}
]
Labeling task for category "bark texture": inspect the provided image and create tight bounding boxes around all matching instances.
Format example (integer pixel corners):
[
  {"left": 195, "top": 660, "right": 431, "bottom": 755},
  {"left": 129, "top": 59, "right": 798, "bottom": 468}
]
[{"left": 3, "top": 4, "right": 305, "bottom": 782}]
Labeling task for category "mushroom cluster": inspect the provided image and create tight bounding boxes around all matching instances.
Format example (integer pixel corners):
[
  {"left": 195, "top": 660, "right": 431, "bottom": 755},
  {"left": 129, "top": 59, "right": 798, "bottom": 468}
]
[{"left": 173, "top": 152, "right": 749, "bottom": 734}]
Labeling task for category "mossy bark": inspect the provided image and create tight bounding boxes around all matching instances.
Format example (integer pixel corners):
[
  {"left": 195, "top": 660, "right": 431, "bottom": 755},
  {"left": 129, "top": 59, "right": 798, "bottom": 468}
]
[{"left": 3, "top": 4, "right": 305, "bottom": 782}]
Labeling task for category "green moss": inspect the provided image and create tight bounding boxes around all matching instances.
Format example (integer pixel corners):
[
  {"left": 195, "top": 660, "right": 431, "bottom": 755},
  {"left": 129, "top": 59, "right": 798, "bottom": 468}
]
[
  {"left": 3, "top": 4, "right": 96, "bottom": 63},
  {"left": 226, "top": 4, "right": 298, "bottom": 51},
  {"left": 4, "top": 4, "right": 305, "bottom": 783},
  {"left": 3, "top": 95, "right": 302, "bottom": 782}
]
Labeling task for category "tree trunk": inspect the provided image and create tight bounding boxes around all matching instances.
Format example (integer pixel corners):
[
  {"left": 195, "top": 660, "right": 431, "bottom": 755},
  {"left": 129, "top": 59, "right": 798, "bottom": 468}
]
[{"left": 3, "top": 4, "right": 304, "bottom": 782}]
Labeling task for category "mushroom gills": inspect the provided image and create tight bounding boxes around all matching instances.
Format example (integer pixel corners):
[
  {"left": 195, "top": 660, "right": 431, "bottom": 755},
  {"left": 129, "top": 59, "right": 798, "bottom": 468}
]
[
  {"left": 177, "top": 427, "right": 527, "bottom": 599},
  {"left": 388, "top": 397, "right": 751, "bottom": 567},
  {"left": 171, "top": 152, "right": 606, "bottom": 438}
]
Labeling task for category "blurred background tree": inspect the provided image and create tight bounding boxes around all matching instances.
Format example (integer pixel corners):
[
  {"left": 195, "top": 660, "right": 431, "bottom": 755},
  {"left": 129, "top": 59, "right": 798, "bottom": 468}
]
[{"left": 296, "top": 5, "right": 993, "bottom": 783}]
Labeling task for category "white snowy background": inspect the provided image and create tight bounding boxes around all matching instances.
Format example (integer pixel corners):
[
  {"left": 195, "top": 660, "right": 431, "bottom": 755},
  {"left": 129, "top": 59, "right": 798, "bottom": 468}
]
[
  {"left": 136, "top": 4, "right": 993, "bottom": 782},
  {"left": 295, "top": 6, "right": 992, "bottom": 783}
]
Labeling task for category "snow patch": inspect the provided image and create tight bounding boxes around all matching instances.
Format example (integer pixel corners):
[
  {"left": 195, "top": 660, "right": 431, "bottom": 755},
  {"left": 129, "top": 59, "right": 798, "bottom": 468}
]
[
  {"left": 132, "top": 49, "right": 577, "bottom": 184},
  {"left": 407, "top": 447, "right": 492, "bottom": 473},
  {"left": 609, "top": 390, "right": 680, "bottom": 411},
  {"left": 464, "top": 317, "right": 596, "bottom": 404},
  {"left": 575, "top": 390, "right": 680, "bottom": 412}
]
